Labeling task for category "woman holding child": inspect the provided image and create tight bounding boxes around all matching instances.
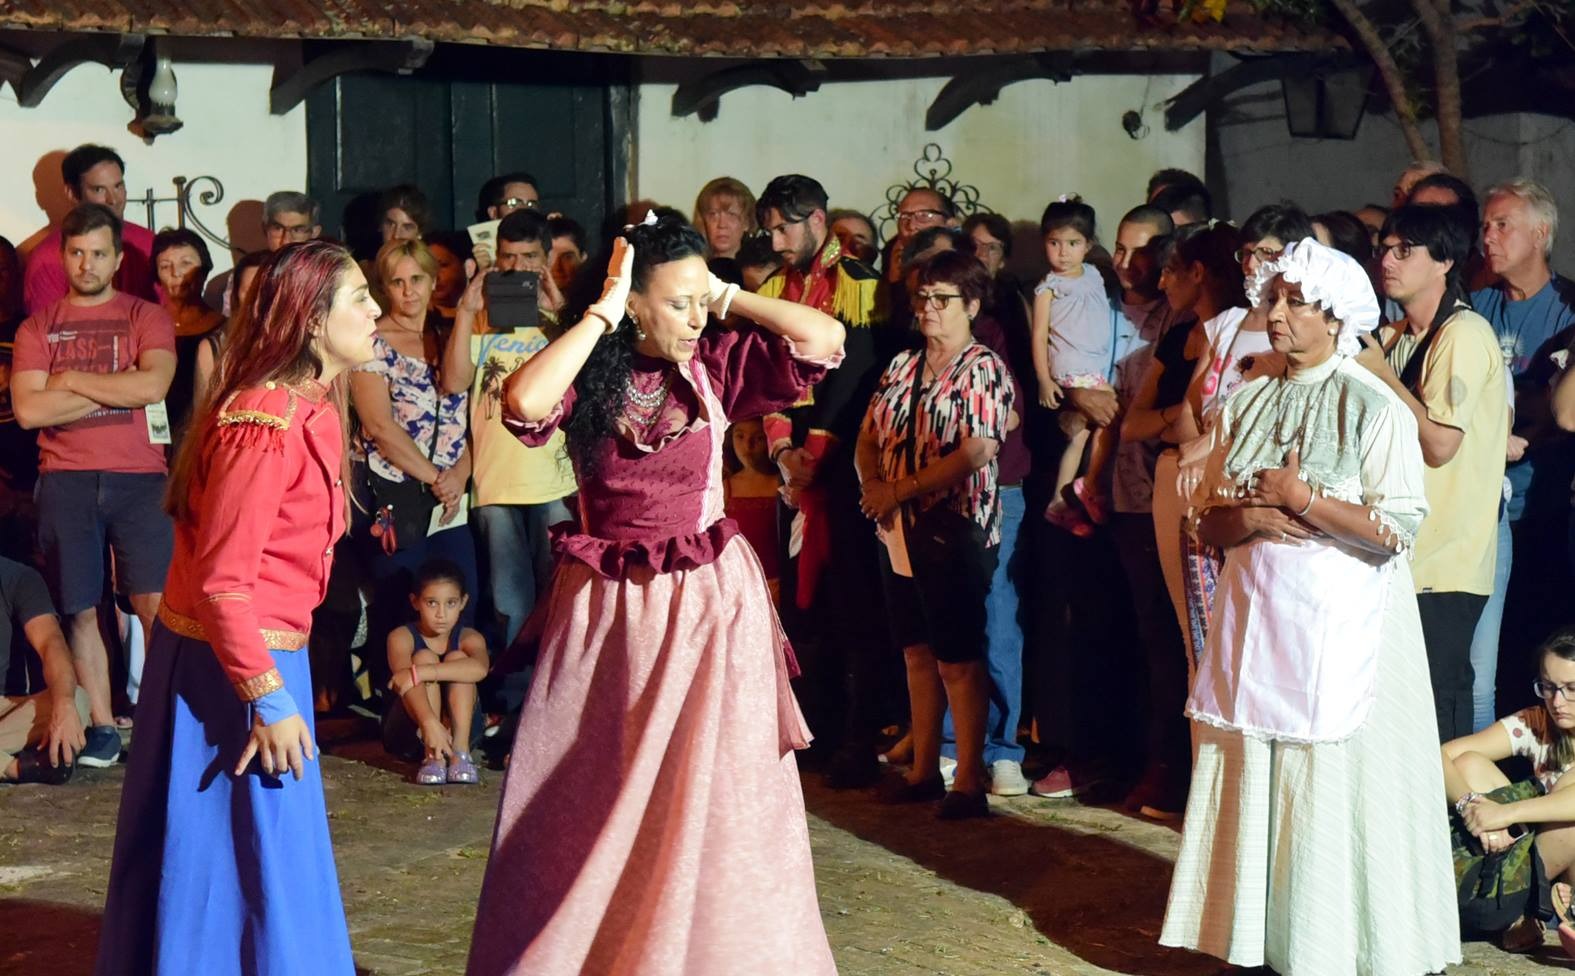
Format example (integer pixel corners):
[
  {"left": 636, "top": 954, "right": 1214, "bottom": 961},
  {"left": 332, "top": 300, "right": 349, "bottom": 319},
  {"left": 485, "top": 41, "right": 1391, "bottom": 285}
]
[{"left": 1159, "top": 239, "right": 1459, "bottom": 975}]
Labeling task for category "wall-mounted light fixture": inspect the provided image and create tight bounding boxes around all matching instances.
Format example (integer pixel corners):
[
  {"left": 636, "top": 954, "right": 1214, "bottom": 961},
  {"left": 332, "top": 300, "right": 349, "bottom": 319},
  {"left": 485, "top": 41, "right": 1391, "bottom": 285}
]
[{"left": 122, "top": 39, "right": 183, "bottom": 140}]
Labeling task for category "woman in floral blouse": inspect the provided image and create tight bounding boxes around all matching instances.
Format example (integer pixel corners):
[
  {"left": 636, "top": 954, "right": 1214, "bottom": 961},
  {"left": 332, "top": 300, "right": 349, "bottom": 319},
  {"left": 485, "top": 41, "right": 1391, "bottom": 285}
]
[
  {"left": 856, "top": 249, "right": 1015, "bottom": 821},
  {"left": 350, "top": 239, "right": 474, "bottom": 698}
]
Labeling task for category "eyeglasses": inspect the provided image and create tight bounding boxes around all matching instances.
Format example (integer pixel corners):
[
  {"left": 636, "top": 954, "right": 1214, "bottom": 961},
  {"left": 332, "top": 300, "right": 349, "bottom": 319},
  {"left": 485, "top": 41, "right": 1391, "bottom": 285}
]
[
  {"left": 502, "top": 197, "right": 538, "bottom": 210},
  {"left": 267, "top": 221, "right": 316, "bottom": 241},
  {"left": 898, "top": 209, "right": 947, "bottom": 226},
  {"left": 1533, "top": 679, "right": 1575, "bottom": 702},
  {"left": 1235, "top": 246, "right": 1282, "bottom": 264},
  {"left": 1376, "top": 242, "right": 1419, "bottom": 262},
  {"left": 912, "top": 292, "right": 964, "bottom": 311}
]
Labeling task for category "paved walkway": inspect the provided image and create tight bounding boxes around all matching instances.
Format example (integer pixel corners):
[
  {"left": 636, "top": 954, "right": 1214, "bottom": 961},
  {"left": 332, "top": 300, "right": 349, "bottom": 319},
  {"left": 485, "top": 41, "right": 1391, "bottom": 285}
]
[{"left": 1, "top": 736, "right": 1567, "bottom": 975}]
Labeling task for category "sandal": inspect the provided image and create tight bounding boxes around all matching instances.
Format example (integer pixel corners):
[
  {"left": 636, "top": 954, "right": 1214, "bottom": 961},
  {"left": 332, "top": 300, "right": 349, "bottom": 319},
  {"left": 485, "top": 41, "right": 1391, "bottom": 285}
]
[
  {"left": 1501, "top": 913, "right": 1544, "bottom": 953},
  {"left": 1044, "top": 497, "right": 1094, "bottom": 538},
  {"left": 415, "top": 756, "right": 447, "bottom": 785},
  {"left": 447, "top": 753, "right": 480, "bottom": 785},
  {"left": 1554, "top": 882, "right": 1574, "bottom": 926},
  {"left": 1073, "top": 477, "right": 1110, "bottom": 525}
]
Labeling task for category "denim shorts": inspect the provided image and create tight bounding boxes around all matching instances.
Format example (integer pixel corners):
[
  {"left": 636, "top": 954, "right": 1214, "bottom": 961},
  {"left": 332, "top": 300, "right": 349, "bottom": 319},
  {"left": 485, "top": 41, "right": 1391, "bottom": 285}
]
[{"left": 35, "top": 471, "right": 174, "bottom": 615}]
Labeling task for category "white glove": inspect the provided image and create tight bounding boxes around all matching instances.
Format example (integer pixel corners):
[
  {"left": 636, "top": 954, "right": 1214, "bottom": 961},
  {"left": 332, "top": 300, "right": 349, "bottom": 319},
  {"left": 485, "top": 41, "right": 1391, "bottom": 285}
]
[
  {"left": 706, "top": 270, "right": 741, "bottom": 320},
  {"left": 587, "top": 237, "right": 634, "bottom": 333}
]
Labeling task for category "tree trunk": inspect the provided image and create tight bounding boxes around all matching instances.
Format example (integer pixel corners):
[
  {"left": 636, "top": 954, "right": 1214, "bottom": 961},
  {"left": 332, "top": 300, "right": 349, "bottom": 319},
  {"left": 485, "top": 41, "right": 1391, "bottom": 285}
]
[
  {"left": 1328, "top": 0, "right": 1434, "bottom": 163},
  {"left": 1410, "top": 0, "right": 1469, "bottom": 176}
]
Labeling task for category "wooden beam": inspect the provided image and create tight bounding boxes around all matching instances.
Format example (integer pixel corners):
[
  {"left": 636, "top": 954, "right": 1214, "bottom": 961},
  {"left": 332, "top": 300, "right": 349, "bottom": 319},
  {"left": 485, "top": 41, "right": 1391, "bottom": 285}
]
[
  {"left": 924, "top": 53, "right": 1074, "bottom": 131},
  {"left": 670, "top": 60, "right": 826, "bottom": 122},
  {"left": 16, "top": 33, "right": 145, "bottom": 108},
  {"left": 269, "top": 38, "right": 435, "bottom": 115},
  {"left": 1163, "top": 53, "right": 1362, "bottom": 131}
]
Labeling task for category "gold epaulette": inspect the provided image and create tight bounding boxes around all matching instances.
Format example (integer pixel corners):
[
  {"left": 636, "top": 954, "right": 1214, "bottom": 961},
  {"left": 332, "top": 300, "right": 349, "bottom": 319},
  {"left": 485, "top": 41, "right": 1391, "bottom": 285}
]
[
  {"left": 757, "top": 273, "right": 787, "bottom": 301},
  {"left": 216, "top": 383, "right": 299, "bottom": 432},
  {"left": 831, "top": 268, "right": 879, "bottom": 328}
]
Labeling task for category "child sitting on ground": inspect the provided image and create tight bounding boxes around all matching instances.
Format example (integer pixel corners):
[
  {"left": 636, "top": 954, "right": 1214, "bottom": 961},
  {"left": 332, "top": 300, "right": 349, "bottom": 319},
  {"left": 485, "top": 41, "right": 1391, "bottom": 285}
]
[
  {"left": 386, "top": 559, "right": 490, "bottom": 785},
  {"left": 1030, "top": 196, "right": 1117, "bottom": 537}
]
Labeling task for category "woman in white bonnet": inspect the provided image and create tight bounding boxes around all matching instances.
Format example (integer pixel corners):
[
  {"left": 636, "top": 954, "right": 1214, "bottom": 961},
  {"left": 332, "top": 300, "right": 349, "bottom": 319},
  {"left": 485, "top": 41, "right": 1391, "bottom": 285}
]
[{"left": 1160, "top": 238, "right": 1460, "bottom": 975}]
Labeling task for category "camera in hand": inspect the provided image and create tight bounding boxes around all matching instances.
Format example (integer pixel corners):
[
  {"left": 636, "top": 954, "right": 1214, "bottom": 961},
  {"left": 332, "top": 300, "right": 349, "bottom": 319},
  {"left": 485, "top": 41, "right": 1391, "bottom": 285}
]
[{"left": 484, "top": 270, "right": 540, "bottom": 330}]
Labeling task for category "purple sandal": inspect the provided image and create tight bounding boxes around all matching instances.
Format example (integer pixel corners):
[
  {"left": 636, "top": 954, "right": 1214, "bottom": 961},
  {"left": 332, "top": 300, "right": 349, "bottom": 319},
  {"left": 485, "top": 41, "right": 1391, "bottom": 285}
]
[
  {"left": 447, "top": 753, "right": 480, "bottom": 785},
  {"left": 416, "top": 756, "right": 447, "bottom": 785}
]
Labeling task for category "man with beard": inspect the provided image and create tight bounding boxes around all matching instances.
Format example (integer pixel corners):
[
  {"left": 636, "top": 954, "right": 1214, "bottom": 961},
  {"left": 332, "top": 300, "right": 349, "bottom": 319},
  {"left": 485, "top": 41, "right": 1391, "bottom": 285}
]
[
  {"left": 754, "top": 174, "right": 891, "bottom": 787},
  {"left": 9, "top": 203, "right": 176, "bottom": 768}
]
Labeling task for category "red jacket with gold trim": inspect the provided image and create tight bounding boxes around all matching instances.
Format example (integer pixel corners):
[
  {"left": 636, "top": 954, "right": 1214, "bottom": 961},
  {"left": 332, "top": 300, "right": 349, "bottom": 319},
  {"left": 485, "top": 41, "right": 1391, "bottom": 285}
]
[{"left": 160, "top": 381, "right": 345, "bottom": 717}]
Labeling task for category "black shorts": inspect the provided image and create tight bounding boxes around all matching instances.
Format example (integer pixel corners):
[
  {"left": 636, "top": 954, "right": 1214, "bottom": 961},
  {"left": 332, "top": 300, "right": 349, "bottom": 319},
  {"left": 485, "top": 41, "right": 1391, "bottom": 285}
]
[
  {"left": 35, "top": 471, "right": 174, "bottom": 615},
  {"left": 877, "top": 541, "right": 997, "bottom": 664}
]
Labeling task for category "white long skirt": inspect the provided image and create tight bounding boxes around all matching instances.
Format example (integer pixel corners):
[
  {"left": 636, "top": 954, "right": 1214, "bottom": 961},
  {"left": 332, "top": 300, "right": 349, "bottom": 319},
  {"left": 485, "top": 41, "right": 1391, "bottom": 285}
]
[{"left": 1160, "top": 561, "right": 1461, "bottom": 976}]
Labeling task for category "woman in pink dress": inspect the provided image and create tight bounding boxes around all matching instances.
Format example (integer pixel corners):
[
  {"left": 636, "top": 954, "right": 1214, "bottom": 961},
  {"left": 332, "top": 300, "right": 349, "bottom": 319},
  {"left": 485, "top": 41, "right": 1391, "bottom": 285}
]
[{"left": 466, "top": 214, "right": 845, "bottom": 976}]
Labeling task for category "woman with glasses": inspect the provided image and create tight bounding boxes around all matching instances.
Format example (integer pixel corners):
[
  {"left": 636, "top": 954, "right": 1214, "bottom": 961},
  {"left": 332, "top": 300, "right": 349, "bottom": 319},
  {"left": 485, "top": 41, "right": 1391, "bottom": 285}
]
[
  {"left": 1160, "top": 239, "right": 1459, "bottom": 975},
  {"left": 856, "top": 250, "right": 1015, "bottom": 820},
  {"left": 1444, "top": 628, "right": 1575, "bottom": 955}
]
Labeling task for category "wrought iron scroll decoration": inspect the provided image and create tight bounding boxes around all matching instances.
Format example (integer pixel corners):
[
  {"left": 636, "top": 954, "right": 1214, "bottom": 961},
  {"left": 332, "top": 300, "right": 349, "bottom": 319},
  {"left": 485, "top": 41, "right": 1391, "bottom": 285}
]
[
  {"left": 135, "top": 174, "right": 232, "bottom": 251},
  {"left": 871, "top": 144, "right": 993, "bottom": 243}
]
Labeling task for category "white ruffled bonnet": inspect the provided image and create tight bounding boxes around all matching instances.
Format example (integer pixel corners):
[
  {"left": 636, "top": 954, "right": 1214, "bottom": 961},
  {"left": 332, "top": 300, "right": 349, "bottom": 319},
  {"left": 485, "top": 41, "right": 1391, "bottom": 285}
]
[{"left": 1247, "top": 237, "right": 1380, "bottom": 356}]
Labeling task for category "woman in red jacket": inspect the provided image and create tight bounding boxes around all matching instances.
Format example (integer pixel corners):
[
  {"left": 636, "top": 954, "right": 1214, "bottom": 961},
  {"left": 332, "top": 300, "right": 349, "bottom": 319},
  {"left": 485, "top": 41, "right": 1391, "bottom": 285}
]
[{"left": 95, "top": 241, "right": 380, "bottom": 976}]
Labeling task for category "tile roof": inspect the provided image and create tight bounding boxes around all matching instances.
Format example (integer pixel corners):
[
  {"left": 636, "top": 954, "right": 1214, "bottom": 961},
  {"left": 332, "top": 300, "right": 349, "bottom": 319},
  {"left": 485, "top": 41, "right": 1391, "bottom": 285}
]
[{"left": 0, "top": 0, "right": 1333, "bottom": 57}]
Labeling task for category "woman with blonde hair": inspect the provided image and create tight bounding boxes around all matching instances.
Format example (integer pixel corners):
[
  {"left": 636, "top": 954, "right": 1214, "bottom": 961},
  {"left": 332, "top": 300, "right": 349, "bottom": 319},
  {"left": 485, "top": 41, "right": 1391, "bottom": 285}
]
[
  {"left": 350, "top": 238, "right": 474, "bottom": 700},
  {"left": 693, "top": 176, "right": 758, "bottom": 260}
]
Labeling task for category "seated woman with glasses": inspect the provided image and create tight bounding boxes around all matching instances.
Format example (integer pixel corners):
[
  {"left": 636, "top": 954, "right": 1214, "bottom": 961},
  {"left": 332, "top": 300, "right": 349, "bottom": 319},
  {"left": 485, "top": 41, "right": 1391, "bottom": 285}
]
[{"left": 1444, "top": 627, "right": 1575, "bottom": 953}]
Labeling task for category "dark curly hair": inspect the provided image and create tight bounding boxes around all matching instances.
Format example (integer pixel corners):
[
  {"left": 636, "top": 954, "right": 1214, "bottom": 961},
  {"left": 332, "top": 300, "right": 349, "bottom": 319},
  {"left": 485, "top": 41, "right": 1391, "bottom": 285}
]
[{"left": 561, "top": 215, "right": 708, "bottom": 477}]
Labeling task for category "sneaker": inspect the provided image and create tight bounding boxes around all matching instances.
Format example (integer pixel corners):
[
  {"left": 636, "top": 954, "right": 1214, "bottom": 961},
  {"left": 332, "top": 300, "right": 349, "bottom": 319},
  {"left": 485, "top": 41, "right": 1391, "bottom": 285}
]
[
  {"left": 415, "top": 756, "right": 447, "bottom": 785},
  {"left": 447, "top": 753, "right": 480, "bottom": 785},
  {"left": 989, "top": 759, "right": 1030, "bottom": 797},
  {"left": 1125, "top": 763, "right": 1187, "bottom": 820},
  {"left": 938, "top": 756, "right": 957, "bottom": 787},
  {"left": 1029, "top": 764, "right": 1102, "bottom": 799},
  {"left": 77, "top": 725, "right": 122, "bottom": 768}
]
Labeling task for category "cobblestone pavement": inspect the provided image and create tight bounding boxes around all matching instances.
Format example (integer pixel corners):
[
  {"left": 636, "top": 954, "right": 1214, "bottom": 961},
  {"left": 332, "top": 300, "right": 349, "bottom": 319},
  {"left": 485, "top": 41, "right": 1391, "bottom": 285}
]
[{"left": 1, "top": 732, "right": 1569, "bottom": 976}]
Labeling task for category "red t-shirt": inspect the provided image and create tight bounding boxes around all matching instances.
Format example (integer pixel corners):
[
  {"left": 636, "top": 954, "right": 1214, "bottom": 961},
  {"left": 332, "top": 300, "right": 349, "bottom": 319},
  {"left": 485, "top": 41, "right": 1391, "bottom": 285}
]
[{"left": 12, "top": 291, "right": 177, "bottom": 474}]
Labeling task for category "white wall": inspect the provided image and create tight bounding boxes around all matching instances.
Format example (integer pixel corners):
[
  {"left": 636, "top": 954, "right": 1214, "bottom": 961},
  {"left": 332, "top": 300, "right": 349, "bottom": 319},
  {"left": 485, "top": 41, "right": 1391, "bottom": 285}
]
[
  {"left": 1216, "top": 79, "right": 1575, "bottom": 272},
  {"left": 0, "top": 59, "right": 308, "bottom": 274},
  {"left": 633, "top": 72, "right": 1205, "bottom": 261}
]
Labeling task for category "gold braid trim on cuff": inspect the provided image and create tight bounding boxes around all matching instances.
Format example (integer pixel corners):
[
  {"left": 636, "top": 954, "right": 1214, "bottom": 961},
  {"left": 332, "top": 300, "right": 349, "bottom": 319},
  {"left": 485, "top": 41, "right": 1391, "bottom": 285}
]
[
  {"left": 234, "top": 668, "right": 285, "bottom": 702},
  {"left": 157, "top": 604, "right": 308, "bottom": 651}
]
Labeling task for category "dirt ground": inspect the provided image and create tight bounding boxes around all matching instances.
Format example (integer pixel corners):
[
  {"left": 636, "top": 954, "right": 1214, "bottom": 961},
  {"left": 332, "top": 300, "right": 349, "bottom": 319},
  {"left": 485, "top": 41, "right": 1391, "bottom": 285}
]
[{"left": 1, "top": 724, "right": 1569, "bottom": 976}]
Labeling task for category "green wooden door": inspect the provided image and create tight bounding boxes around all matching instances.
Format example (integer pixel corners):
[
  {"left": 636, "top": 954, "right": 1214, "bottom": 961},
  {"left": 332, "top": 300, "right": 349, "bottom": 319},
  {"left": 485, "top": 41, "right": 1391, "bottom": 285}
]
[{"left": 307, "top": 48, "right": 629, "bottom": 261}]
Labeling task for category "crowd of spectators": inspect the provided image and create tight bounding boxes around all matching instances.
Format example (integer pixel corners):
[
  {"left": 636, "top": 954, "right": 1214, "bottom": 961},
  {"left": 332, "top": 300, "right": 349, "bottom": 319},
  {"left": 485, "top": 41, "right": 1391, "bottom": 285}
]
[{"left": 2, "top": 145, "right": 1572, "bottom": 893}]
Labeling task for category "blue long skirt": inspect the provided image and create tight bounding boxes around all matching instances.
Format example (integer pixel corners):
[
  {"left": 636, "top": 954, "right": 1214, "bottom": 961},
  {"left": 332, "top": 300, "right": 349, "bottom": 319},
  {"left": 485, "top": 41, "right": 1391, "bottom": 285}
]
[{"left": 94, "top": 621, "right": 355, "bottom": 976}]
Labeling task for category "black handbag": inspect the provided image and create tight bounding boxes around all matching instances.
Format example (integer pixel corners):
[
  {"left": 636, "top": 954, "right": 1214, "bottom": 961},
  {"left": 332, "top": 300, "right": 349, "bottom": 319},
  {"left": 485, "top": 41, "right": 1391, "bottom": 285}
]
[
  {"left": 360, "top": 391, "right": 444, "bottom": 553},
  {"left": 900, "top": 353, "right": 989, "bottom": 575}
]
